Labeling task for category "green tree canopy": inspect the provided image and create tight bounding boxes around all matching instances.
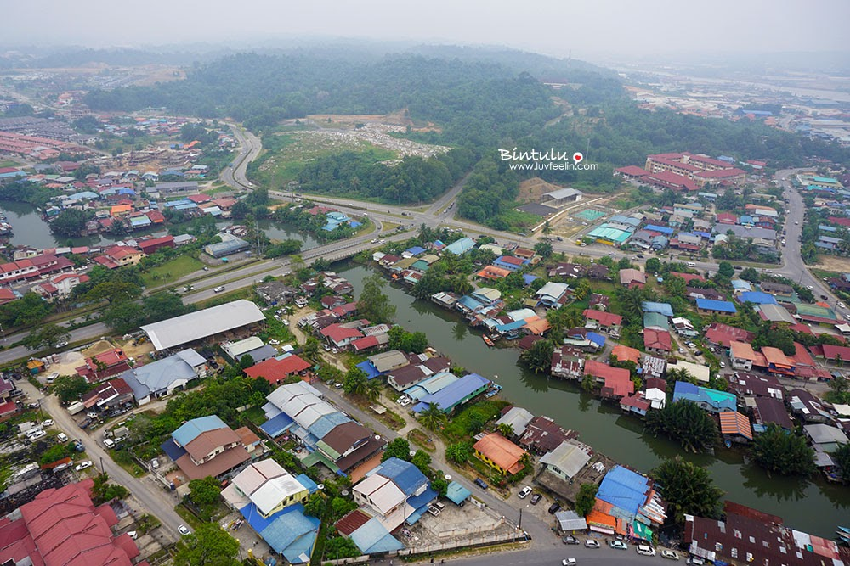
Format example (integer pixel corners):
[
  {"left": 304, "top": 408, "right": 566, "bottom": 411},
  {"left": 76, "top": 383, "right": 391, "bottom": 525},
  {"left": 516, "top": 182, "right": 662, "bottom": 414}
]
[
  {"left": 173, "top": 523, "right": 240, "bottom": 566},
  {"left": 21, "top": 323, "right": 69, "bottom": 351},
  {"left": 751, "top": 424, "right": 815, "bottom": 476},
  {"left": 383, "top": 437, "right": 412, "bottom": 461},
  {"left": 520, "top": 338, "right": 553, "bottom": 374},
  {"left": 574, "top": 483, "right": 598, "bottom": 517},
  {"left": 357, "top": 274, "right": 396, "bottom": 323},
  {"left": 53, "top": 375, "right": 92, "bottom": 403},
  {"left": 645, "top": 400, "right": 718, "bottom": 453},
  {"left": 652, "top": 457, "right": 723, "bottom": 523}
]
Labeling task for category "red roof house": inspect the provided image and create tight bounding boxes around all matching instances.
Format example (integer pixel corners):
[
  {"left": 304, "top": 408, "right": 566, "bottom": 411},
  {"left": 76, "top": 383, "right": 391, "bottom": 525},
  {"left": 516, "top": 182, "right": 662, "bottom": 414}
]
[
  {"left": 244, "top": 355, "right": 311, "bottom": 385},
  {"left": 75, "top": 348, "right": 131, "bottom": 383},
  {"left": 138, "top": 235, "right": 175, "bottom": 255},
  {"left": 0, "top": 479, "right": 139, "bottom": 566},
  {"left": 643, "top": 329, "right": 672, "bottom": 354}
]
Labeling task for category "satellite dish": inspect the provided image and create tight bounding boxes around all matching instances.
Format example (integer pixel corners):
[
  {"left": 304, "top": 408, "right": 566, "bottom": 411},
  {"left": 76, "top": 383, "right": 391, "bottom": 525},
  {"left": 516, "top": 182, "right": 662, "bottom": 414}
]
[
  {"left": 341, "top": 489, "right": 349, "bottom": 497},
  {"left": 317, "top": 484, "right": 325, "bottom": 490}
]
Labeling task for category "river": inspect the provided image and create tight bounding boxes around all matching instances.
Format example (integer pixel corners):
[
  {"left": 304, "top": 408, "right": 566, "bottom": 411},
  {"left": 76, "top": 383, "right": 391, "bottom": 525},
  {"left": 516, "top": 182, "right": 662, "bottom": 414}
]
[
  {"left": 337, "top": 263, "right": 850, "bottom": 537},
  {"left": 0, "top": 200, "right": 320, "bottom": 251}
]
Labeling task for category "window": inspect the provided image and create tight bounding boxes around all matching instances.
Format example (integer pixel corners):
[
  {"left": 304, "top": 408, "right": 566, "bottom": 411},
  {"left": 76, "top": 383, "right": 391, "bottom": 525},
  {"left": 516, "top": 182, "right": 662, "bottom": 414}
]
[{"left": 731, "top": 548, "right": 738, "bottom": 559}]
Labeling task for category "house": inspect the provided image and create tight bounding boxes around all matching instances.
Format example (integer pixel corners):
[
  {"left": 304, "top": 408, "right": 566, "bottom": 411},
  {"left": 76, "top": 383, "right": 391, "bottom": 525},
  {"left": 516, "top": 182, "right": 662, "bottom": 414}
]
[
  {"left": 643, "top": 311, "right": 670, "bottom": 331},
  {"left": 621, "top": 393, "right": 651, "bottom": 417},
  {"left": 719, "top": 411, "right": 753, "bottom": 442},
  {"left": 518, "top": 416, "right": 575, "bottom": 455},
  {"left": 753, "top": 397, "right": 795, "bottom": 431},
  {"left": 589, "top": 294, "right": 609, "bottom": 311},
  {"left": 493, "top": 255, "right": 525, "bottom": 272},
  {"left": 535, "top": 282, "right": 570, "bottom": 308},
  {"left": 473, "top": 433, "right": 527, "bottom": 475},
  {"left": 611, "top": 344, "right": 640, "bottom": 365},
  {"left": 583, "top": 309, "right": 622, "bottom": 336},
  {"left": 81, "top": 378, "right": 135, "bottom": 412},
  {"left": 643, "top": 328, "right": 672, "bottom": 355},
  {"left": 121, "top": 349, "right": 207, "bottom": 405},
  {"left": 705, "top": 323, "right": 755, "bottom": 347},
  {"left": 163, "top": 415, "right": 251, "bottom": 480},
  {"left": 138, "top": 235, "right": 175, "bottom": 255},
  {"left": 803, "top": 423, "right": 848, "bottom": 453},
  {"left": 477, "top": 265, "right": 511, "bottom": 279},
  {"left": 540, "top": 440, "right": 591, "bottom": 483},
  {"left": 584, "top": 360, "right": 633, "bottom": 399},
  {"left": 619, "top": 268, "right": 646, "bottom": 288},
  {"left": 762, "top": 346, "right": 795, "bottom": 376},
  {"left": 645, "top": 377, "right": 667, "bottom": 409},
  {"left": 738, "top": 291, "right": 777, "bottom": 306},
  {"left": 495, "top": 406, "right": 535, "bottom": 437},
  {"left": 387, "top": 364, "right": 432, "bottom": 391},
  {"left": 789, "top": 389, "right": 831, "bottom": 423},
  {"left": 245, "top": 355, "right": 311, "bottom": 385},
  {"left": 353, "top": 457, "right": 436, "bottom": 532},
  {"left": 551, "top": 346, "right": 584, "bottom": 379},
  {"left": 672, "top": 381, "right": 736, "bottom": 414},
  {"left": 75, "top": 348, "right": 131, "bottom": 383},
  {"left": 695, "top": 299, "right": 737, "bottom": 315},
  {"left": 671, "top": 316, "right": 698, "bottom": 337},
  {"left": 256, "top": 281, "right": 299, "bottom": 305},
  {"left": 684, "top": 503, "right": 840, "bottom": 566},
  {"left": 320, "top": 321, "right": 365, "bottom": 349},
  {"left": 222, "top": 459, "right": 312, "bottom": 518},
  {"left": 367, "top": 350, "right": 409, "bottom": 374},
  {"left": 445, "top": 237, "right": 474, "bottom": 255},
  {"left": 411, "top": 373, "right": 490, "bottom": 414},
  {"left": 94, "top": 245, "right": 143, "bottom": 268},
  {"left": 0, "top": 479, "right": 140, "bottom": 566}
]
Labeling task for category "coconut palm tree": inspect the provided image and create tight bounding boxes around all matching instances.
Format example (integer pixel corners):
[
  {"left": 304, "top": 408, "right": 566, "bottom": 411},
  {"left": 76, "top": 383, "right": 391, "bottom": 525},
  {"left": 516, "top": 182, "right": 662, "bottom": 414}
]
[{"left": 419, "top": 403, "right": 447, "bottom": 431}]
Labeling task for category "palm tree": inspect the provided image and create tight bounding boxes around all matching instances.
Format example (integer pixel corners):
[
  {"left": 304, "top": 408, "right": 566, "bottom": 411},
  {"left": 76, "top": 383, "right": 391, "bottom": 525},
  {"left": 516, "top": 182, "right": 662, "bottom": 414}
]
[
  {"left": 497, "top": 423, "right": 514, "bottom": 438},
  {"left": 365, "top": 379, "right": 382, "bottom": 403},
  {"left": 419, "top": 403, "right": 447, "bottom": 431}
]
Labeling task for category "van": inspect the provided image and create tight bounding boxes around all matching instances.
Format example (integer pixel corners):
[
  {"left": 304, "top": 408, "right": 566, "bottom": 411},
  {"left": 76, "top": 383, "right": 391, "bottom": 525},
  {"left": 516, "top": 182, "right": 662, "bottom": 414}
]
[
  {"left": 687, "top": 261, "right": 695, "bottom": 267},
  {"left": 637, "top": 545, "right": 656, "bottom": 556},
  {"left": 46, "top": 372, "right": 59, "bottom": 384}
]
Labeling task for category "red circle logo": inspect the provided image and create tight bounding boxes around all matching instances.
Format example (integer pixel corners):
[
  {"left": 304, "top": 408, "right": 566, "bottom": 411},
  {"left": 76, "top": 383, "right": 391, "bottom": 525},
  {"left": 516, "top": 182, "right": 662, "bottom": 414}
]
[{"left": 573, "top": 153, "right": 583, "bottom": 163}]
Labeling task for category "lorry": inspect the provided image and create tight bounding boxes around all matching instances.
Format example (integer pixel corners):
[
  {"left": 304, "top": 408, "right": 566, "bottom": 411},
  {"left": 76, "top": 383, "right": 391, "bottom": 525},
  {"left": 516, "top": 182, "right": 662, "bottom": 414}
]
[{"left": 67, "top": 401, "right": 85, "bottom": 415}]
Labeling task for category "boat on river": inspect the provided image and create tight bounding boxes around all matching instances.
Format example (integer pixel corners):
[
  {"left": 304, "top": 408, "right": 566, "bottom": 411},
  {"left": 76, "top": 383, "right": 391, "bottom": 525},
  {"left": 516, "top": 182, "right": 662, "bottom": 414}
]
[{"left": 483, "top": 335, "right": 494, "bottom": 347}]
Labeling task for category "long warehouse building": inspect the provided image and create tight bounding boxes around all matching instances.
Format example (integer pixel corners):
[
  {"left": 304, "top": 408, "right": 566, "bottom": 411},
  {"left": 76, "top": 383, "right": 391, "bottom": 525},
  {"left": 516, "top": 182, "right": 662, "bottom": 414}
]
[{"left": 141, "top": 299, "right": 265, "bottom": 351}]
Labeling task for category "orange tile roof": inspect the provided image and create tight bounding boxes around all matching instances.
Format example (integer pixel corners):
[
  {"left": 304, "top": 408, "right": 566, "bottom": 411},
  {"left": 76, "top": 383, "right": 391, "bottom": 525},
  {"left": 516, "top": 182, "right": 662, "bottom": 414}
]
[
  {"left": 719, "top": 411, "right": 753, "bottom": 440},
  {"left": 611, "top": 344, "right": 641, "bottom": 365},
  {"left": 473, "top": 433, "right": 526, "bottom": 474}
]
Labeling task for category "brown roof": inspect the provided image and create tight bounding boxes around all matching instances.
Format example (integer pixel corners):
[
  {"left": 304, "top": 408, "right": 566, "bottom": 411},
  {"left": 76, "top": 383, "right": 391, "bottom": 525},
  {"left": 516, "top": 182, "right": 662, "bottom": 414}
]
[
  {"left": 322, "top": 421, "right": 372, "bottom": 454},
  {"left": 336, "top": 434, "right": 386, "bottom": 473},
  {"left": 335, "top": 509, "right": 372, "bottom": 536},
  {"left": 175, "top": 446, "right": 250, "bottom": 480},
  {"left": 184, "top": 428, "right": 241, "bottom": 462},
  {"left": 235, "top": 426, "right": 259, "bottom": 446},
  {"left": 519, "top": 416, "right": 575, "bottom": 454}
]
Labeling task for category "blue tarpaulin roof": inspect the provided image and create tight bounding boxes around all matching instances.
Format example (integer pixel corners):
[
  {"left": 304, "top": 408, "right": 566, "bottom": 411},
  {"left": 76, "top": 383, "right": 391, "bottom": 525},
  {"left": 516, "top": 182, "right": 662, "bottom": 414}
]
[
  {"left": 445, "top": 481, "right": 472, "bottom": 504},
  {"left": 350, "top": 518, "right": 404, "bottom": 554},
  {"left": 172, "top": 415, "right": 228, "bottom": 446},
  {"left": 523, "top": 274, "right": 538, "bottom": 285},
  {"left": 738, "top": 291, "right": 777, "bottom": 305},
  {"left": 260, "top": 413, "right": 294, "bottom": 437},
  {"left": 349, "top": 221, "right": 362, "bottom": 228},
  {"left": 296, "top": 474, "right": 319, "bottom": 494},
  {"left": 256, "top": 504, "right": 320, "bottom": 563},
  {"left": 495, "top": 320, "right": 527, "bottom": 332},
  {"left": 644, "top": 225, "right": 674, "bottom": 235},
  {"left": 405, "top": 246, "right": 426, "bottom": 256},
  {"left": 357, "top": 360, "right": 382, "bottom": 379},
  {"left": 696, "top": 299, "right": 737, "bottom": 313},
  {"left": 160, "top": 438, "right": 186, "bottom": 461},
  {"left": 407, "top": 487, "right": 438, "bottom": 510},
  {"left": 587, "top": 332, "right": 606, "bottom": 347},
  {"left": 596, "top": 466, "right": 649, "bottom": 517},
  {"left": 368, "top": 457, "right": 429, "bottom": 497}
]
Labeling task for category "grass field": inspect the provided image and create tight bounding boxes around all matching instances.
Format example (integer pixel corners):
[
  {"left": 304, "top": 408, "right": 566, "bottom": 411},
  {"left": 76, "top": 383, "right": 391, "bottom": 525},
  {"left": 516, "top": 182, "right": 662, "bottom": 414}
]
[{"left": 142, "top": 255, "right": 205, "bottom": 287}]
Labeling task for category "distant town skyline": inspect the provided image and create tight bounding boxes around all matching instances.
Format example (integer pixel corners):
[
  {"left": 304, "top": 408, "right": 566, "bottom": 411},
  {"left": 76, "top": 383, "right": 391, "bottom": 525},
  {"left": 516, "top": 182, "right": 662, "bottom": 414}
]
[{"left": 3, "top": 0, "right": 849, "bottom": 63}]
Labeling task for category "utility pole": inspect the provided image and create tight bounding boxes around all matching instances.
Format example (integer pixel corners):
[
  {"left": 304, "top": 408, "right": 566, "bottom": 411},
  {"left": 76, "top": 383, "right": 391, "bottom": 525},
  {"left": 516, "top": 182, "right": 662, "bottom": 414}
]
[{"left": 518, "top": 507, "right": 523, "bottom": 530}]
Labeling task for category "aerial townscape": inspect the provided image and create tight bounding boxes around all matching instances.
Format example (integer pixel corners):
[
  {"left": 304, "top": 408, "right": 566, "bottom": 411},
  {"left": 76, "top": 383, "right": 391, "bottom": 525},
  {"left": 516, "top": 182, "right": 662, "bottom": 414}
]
[{"left": 0, "top": 2, "right": 849, "bottom": 566}]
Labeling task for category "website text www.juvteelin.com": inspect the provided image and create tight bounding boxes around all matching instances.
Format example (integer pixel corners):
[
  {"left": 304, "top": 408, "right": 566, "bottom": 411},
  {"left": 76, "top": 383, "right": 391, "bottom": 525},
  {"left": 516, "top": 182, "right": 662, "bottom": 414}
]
[{"left": 498, "top": 148, "right": 598, "bottom": 171}]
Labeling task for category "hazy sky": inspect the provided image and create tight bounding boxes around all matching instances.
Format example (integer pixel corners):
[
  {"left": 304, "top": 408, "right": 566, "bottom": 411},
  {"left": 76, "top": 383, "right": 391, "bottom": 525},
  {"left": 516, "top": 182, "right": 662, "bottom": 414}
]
[{"left": 5, "top": 0, "right": 849, "bottom": 60}]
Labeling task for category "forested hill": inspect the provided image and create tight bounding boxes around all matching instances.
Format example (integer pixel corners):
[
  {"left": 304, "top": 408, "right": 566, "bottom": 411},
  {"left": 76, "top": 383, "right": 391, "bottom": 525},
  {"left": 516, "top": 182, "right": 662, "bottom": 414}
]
[{"left": 84, "top": 52, "right": 575, "bottom": 143}]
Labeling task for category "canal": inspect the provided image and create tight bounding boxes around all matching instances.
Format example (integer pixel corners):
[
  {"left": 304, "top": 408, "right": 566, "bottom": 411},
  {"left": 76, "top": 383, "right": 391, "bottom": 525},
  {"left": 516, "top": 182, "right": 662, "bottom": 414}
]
[
  {"left": 0, "top": 200, "right": 320, "bottom": 251},
  {"left": 338, "top": 262, "right": 850, "bottom": 537}
]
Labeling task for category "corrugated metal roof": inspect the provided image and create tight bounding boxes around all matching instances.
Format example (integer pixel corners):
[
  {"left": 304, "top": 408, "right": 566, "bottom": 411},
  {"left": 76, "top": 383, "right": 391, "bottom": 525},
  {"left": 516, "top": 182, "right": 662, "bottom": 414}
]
[
  {"left": 142, "top": 300, "right": 264, "bottom": 350},
  {"left": 172, "top": 415, "right": 228, "bottom": 447},
  {"left": 350, "top": 518, "right": 404, "bottom": 554}
]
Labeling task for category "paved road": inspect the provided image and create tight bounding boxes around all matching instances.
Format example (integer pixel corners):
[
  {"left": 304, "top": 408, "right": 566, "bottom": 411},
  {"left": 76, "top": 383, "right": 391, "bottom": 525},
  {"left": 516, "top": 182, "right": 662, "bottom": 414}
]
[
  {"left": 440, "top": 545, "right": 671, "bottom": 566},
  {"left": 16, "top": 380, "right": 185, "bottom": 540}
]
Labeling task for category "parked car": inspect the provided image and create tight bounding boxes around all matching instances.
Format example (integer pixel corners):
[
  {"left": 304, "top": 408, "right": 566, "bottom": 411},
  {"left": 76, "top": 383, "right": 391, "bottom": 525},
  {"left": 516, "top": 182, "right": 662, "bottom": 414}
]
[
  {"left": 687, "top": 558, "right": 705, "bottom": 565},
  {"left": 57, "top": 433, "right": 68, "bottom": 442},
  {"left": 473, "top": 478, "right": 488, "bottom": 489},
  {"left": 29, "top": 430, "right": 46, "bottom": 441},
  {"left": 518, "top": 486, "right": 532, "bottom": 499},
  {"left": 178, "top": 524, "right": 191, "bottom": 536},
  {"left": 562, "top": 535, "right": 579, "bottom": 545},
  {"left": 610, "top": 540, "right": 628, "bottom": 550},
  {"left": 41, "top": 419, "right": 53, "bottom": 427},
  {"left": 530, "top": 493, "right": 541, "bottom": 505},
  {"left": 585, "top": 540, "right": 600, "bottom": 549},
  {"left": 547, "top": 502, "right": 561, "bottom": 514},
  {"left": 719, "top": 361, "right": 726, "bottom": 368},
  {"left": 661, "top": 550, "right": 679, "bottom": 560},
  {"left": 637, "top": 545, "right": 656, "bottom": 557},
  {"left": 75, "top": 461, "right": 92, "bottom": 471},
  {"left": 562, "top": 559, "right": 576, "bottom": 566}
]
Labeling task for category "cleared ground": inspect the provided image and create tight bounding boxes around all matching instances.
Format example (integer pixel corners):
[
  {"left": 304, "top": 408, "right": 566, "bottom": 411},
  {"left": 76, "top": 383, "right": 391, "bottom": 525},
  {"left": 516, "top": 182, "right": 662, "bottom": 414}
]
[{"left": 814, "top": 255, "right": 850, "bottom": 272}]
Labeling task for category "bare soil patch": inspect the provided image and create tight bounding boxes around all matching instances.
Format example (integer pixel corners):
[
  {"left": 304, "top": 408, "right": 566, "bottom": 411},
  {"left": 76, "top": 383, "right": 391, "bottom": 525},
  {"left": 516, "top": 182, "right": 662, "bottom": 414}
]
[{"left": 814, "top": 255, "right": 850, "bottom": 272}]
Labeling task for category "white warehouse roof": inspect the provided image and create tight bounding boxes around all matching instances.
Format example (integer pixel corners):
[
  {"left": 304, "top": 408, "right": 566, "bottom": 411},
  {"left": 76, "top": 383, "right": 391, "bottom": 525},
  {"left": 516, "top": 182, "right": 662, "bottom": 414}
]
[{"left": 141, "top": 300, "right": 264, "bottom": 350}]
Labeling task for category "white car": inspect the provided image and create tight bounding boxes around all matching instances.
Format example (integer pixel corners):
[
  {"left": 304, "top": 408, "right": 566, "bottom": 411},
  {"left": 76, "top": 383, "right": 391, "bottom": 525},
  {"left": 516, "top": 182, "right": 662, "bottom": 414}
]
[
  {"left": 637, "top": 545, "right": 656, "bottom": 556},
  {"left": 807, "top": 285, "right": 813, "bottom": 290},
  {"left": 57, "top": 433, "right": 68, "bottom": 442},
  {"left": 688, "top": 558, "right": 706, "bottom": 565},
  {"left": 720, "top": 361, "right": 726, "bottom": 368},
  {"left": 518, "top": 486, "right": 532, "bottom": 499},
  {"left": 42, "top": 419, "right": 53, "bottom": 427},
  {"left": 661, "top": 550, "right": 679, "bottom": 560},
  {"left": 29, "top": 430, "right": 46, "bottom": 441},
  {"left": 585, "top": 540, "right": 600, "bottom": 548},
  {"left": 213, "top": 286, "right": 225, "bottom": 293},
  {"left": 75, "top": 461, "right": 93, "bottom": 471},
  {"left": 839, "top": 302, "right": 846, "bottom": 309},
  {"left": 562, "top": 559, "right": 576, "bottom": 566},
  {"left": 399, "top": 397, "right": 412, "bottom": 407},
  {"left": 178, "top": 524, "right": 191, "bottom": 536},
  {"left": 370, "top": 238, "right": 379, "bottom": 244}
]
